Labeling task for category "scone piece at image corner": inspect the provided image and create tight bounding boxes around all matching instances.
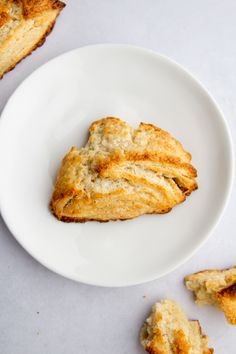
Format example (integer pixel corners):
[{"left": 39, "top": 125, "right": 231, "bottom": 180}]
[
  {"left": 0, "top": 0, "right": 65, "bottom": 79},
  {"left": 185, "top": 266, "right": 236, "bottom": 325},
  {"left": 140, "top": 299, "right": 213, "bottom": 354},
  {"left": 51, "top": 117, "right": 198, "bottom": 222}
]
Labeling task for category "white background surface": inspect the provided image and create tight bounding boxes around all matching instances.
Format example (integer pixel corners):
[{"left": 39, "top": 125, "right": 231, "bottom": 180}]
[{"left": 0, "top": 0, "right": 235, "bottom": 353}]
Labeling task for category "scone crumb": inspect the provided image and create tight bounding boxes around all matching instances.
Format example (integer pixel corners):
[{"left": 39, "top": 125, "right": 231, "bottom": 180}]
[
  {"left": 185, "top": 266, "right": 236, "bottom": 325},
  {"left": 140, "top": 299, "right": 213, "bottom": 353}
]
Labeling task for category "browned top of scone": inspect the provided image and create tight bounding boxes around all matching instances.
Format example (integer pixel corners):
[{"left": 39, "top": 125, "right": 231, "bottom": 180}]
[
  {"left": 0, "top": 0, "right": 65, "bottom": 24},
  {"left": 21, "top": 0, "right": 65, "bottom": 18}
]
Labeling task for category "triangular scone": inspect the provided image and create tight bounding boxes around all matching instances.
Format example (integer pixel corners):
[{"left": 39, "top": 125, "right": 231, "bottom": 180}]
[
  {"left": 51, "top": 117, "right": 198, "bottom": 222},
  {"left": 140, "top": 299, "right": 213, "bottom": 354},
  {"left": 0, "top": 0, "right": 65, "bottom": 79},
  {"left": 185, "top": 267, "right": 236, "bottom": 325}
]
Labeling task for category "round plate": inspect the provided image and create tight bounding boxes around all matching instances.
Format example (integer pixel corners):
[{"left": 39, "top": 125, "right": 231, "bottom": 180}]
[{"left": 0, "top": 45, "right": 233, "bottom": 287}]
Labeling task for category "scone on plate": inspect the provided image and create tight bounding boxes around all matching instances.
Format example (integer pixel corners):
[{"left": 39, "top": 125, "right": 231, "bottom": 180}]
[
  {"left": 185, "top": 266, "right": 236, "bottom": 325},
  {"left": 0, "top": 0, "right": 65, "bottom": 79},
  {"left": 140, "top": 299, "right": 213, "bottom": 354},
  {"left": 51, "top": 117, "right": 198, "bottom": 222}
]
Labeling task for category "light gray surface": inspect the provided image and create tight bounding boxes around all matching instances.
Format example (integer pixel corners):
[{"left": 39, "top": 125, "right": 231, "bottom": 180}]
[{"left": 0, "top": 1, "right": 235, "bottom": 353}]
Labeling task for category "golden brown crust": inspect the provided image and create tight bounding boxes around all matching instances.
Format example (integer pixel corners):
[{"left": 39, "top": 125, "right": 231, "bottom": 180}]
[
  {"left": 216, "top": 284, "right": 236, "bottom": 325},
  {"left": 50, "top": 205, "right": 172, "bottom": 223},
  {"left": 0, "top": 11, "right": 10, "bottom": 27},
  {"left": 185, "top": 266, "right": 236, "bottom": 325},
  {"left": 96, "top": 151, "right": 197, "bottom": 178},
  {"left": 21, "top": 0, "right": 65, "bottom": 18},
  {"left": 51, "top": 118, "right": 198, "bottom": 222},
  {"left": 0, "top": 0, "right": 65, "bottom": 79}
]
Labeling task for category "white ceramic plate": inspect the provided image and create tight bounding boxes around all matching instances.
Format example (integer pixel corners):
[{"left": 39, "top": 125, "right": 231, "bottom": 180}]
[{"left": 0, "top": 45, "right": 233, "bottom": 287}]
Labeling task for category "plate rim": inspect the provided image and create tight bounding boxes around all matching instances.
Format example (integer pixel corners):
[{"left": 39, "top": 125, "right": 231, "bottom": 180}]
[{"left": 0, "top": 44, "right": 234, "bottom": 287}]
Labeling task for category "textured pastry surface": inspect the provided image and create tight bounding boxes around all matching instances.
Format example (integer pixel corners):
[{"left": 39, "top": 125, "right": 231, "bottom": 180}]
[
  {"left": 185, "top": 266, "right": 236, "bottom": 325},
  {"left": 51, "top": 117, "right": 198, "bottom": 222},
  {"left": 0, "top": 0, "right": 65, "bottom": 79},
  {"left": 140, "top": 299, "right": 213, "bottom": 354}
]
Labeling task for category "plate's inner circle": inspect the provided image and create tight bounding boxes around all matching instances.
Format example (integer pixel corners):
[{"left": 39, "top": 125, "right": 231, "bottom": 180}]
[{"left": 0, "top": 45, "right": 233, "bottom": 286}]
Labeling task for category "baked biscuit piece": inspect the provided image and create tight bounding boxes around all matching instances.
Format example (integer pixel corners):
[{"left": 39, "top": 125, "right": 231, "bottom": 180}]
[
  {"left": 185, "top": 266, "right": 236, "bottom": 325},
  {"left": 51, "top": 117, "right": 198, "bottom": 222},
  {"left": 0, "top": 0, "right": 65, "bottom": 79},
  {"left": 140, "top": 299, "right": 213, "bottom": 354}
]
